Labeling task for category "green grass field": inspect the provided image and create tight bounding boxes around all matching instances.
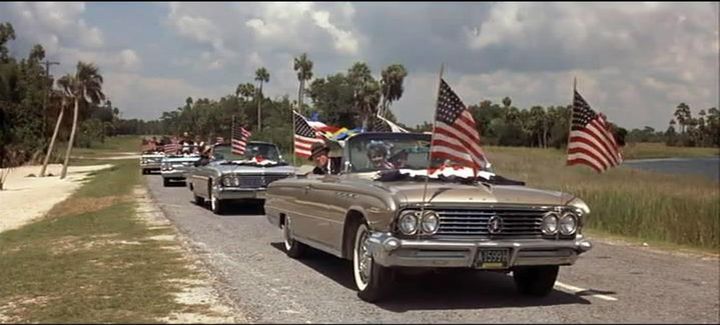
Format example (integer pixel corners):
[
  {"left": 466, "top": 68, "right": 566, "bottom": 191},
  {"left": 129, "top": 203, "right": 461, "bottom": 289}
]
[
  {"left": 485, "top": 145, "right": 719, "bottom": 251},
  {"left": 0, "top": 157, "right": 196, "bottom": 322}
]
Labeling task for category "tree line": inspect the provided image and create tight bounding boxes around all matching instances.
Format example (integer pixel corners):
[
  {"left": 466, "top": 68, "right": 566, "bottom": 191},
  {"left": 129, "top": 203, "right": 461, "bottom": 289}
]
[{"left": 0, "top": 21, "right": 118, "bottom": 179}]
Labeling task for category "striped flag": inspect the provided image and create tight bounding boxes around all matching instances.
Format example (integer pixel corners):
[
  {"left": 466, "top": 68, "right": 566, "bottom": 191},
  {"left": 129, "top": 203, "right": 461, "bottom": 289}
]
[
  {"left": 232, "top": 125, "right": 252, "bottom": 155},
  {"left": 294, "top": 111, "right": 326, "bottom": 158},
  {"left": 164, "top": 137, "right": 179, "bottom": 154},
  {"left": 429, "top": 79, "right": 489, "bottom": 171},
  {"left": 566, "top": 90, "right": 623, "bottom": 172}
]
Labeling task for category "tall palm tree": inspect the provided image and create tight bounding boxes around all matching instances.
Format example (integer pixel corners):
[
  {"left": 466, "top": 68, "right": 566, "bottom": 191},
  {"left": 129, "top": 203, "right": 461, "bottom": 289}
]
[
  {"left": 379, "top": 64, "right": 407, "bottom": 117},
  {"left": 293, "top": 53, "right": 313, "bottom": 114},
  {"left": 348, "top": 62, "right": 380, "bottom": 129},
  {"left": 254, "top": 67, "right": 270, "bottom": 131},
  {"left": 60, "top": 62, "right": 104, "bottom": 179},
  {"left": 40, "top": 74, "right": 73, "bottom": 177},
  {"left": 674, "top": 102, "right": 691, "bottom": 134}
]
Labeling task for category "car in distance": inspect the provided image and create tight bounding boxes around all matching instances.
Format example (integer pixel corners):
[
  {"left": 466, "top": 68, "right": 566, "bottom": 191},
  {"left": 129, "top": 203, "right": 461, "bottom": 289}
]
[
  {"left": 264, "top": 132, "right": 593, "bottom": 302},
  {"left": 160, "top": 152, "right": 201, "bottom": 187},
  {"left": 140, "top": 151, "right": 165, "bottom": 174},
  {"left": 187, "top": 141, "right": 295, "bottom": 215}
]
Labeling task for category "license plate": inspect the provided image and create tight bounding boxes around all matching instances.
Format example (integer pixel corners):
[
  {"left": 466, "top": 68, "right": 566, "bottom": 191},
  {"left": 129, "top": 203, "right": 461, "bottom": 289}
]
[{"left": 476, "top": 249, "right": 510, "bottom": 269}]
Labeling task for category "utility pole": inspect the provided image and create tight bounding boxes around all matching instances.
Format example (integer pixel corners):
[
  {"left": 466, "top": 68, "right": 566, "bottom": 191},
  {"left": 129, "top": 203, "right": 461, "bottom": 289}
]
[{"left": 42, "top": 60, "right": 60, "bottom": 137}]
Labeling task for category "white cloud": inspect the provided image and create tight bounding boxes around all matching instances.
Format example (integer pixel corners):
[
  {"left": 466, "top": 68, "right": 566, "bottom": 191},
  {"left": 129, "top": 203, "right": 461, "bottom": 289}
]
[
  {"left": 103, "top": 72, "right": 226, "bottom": 119},
  {"left": 119, "top": 49, "right": 141, "bottom": 70},
  {"left": 1, "top": 2, "right": 104, "bottom": 49}
]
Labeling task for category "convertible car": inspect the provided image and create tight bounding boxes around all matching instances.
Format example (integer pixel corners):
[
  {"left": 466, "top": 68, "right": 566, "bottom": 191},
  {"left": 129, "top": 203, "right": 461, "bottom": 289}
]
[
  {"left": 161, "top": 153, "right": 201, "bottom": 186},
  {"left": 187, "top": 141, "right": 295, "bottom": 214},
  {"left": 265, "top": 132, "right": 593, "bottom": 302},
  {"left": 140, "top": 151, "right": 165, "bottom": 174}
]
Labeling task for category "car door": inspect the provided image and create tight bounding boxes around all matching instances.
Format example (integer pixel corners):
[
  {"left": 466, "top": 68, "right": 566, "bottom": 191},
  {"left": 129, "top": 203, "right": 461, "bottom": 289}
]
[{"left": 300, "top": 174, "right": 351, "bottom": 251}]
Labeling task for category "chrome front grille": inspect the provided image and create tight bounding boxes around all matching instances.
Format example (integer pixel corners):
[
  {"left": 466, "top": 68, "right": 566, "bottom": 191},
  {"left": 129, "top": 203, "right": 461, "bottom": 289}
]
[
  {"left": 436, "top": 208, "right": 547, "bottom": 239},
  {"left": 235, "top": 174, "right": 290, "bottom": 188}
]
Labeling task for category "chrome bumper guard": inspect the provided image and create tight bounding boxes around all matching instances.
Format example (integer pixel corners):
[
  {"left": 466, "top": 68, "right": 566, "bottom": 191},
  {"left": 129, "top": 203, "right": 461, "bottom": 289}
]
[
  {"left": 366, "top": 232, "right": 593, "bottom": 269},
  {"left": 213, "top": 187, "right": 267, "bottom": 200}
]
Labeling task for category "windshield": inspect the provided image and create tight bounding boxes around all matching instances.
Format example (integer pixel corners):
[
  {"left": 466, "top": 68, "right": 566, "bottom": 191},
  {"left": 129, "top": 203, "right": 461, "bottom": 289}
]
[
  {"left": 347, "top": 133, "right": 491, "bottom": 173},
  {"left": 213, "top": 143, "right": 281, "bottom": 161},
  {"left": 348, "top": 134, "right": 433, "bottom": 172}
]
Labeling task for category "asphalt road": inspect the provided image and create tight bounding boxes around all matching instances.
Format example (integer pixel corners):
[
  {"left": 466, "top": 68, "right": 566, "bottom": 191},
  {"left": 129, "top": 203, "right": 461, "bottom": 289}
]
[{"left": 146, "top": 175, "right": 720, "bottom": 323}]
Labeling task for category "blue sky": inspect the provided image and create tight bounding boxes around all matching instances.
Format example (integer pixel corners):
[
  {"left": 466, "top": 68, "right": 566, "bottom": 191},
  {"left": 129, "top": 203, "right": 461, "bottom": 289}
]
[{"left": 1, "top": 2, "right": 718, "bottom": 130}]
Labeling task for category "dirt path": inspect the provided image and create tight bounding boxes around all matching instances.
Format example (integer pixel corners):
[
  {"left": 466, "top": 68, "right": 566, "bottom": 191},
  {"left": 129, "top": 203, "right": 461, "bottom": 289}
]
[{"left": 0, "top": 163, "right": 113, "bottom": 233}]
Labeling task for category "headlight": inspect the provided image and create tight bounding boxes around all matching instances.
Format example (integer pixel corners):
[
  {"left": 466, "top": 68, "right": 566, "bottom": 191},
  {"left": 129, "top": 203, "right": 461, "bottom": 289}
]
[
  {"left": 420, "top": 211, "right": 439, "bottom": 234},
  {"left": 232, "top": 176, "right": 240, "bottom": 187},
  {"left": 222, "top": 176, "right": 233, "bottom": 187},
  {"left": 398, "top": 211, "right": 418, "bottom": 235},
  {"left": 541, "top": 212, "right": 559, "bottom": 235},
  {"left": 559, "top": 212, "right": 577, "bottom": 235}
]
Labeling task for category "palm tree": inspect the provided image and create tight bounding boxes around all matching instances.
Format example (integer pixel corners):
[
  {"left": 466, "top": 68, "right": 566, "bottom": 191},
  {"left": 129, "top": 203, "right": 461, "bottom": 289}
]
[
  {"left": 348, "top": 62, "right": 380, "bottom": 129},
  {"left": 293, "top": 53, "right": 313, "bottom": 114},
  {"left": 39, "top": 75, "right": 73, "bottom": 177},
  {"left": 355, "top": 79, "right": 381, "bottom": 130},
  {"left": 254, "top": 67, "right": 270, "bottom": 131},
  {"left": 379, "top": 64, "right": 407, "bottom": 117},
  {"left": 60, "top": 61, "right": 104, "bottom": 179},
  {"left": 502, "top": 96, "right": 512, "bottom": 109},
  {"left": 674, "top": 102, "right": 691, "bottom": 134}
]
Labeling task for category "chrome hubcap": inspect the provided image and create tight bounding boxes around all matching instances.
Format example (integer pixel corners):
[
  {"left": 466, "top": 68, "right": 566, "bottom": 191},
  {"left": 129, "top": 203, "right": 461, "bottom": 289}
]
[{"left": 283, "top": 219, "right": 292, "bottom": 249}]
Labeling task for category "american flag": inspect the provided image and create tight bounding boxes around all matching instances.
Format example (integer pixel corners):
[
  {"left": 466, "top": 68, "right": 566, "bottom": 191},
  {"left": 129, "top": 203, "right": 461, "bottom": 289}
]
[
  {"left": 566, "top": 90, "right": 623, "bottom": 172},
  {"left": 429, "top": 79, "right": 488, "bottom": 171},
  {"left": 232, "top": 125, "right": 252, "bottom": 155},
  {"left": 373, "top": 113, "right": 408, "bottom": 133},
  {"left": 164, "top": 137, "right": 179, "bottom": 154},
  {"left": 294, "top": 111, "right": 326, "bottom": 158}
]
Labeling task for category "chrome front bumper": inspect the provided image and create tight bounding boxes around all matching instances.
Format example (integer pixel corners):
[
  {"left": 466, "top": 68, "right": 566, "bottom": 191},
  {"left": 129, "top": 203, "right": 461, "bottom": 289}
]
[
  {"left": 161, "top": 169, "right": 189, "bottom": 180},
  {"left": 213, "top": 187, "right": 267, "bottom": 200},
  {"left": 140, "top": 162, "right": 161, "bottom": 171},
  {"left": 366, "top": 232, "right": 593, "bottom": 269}
]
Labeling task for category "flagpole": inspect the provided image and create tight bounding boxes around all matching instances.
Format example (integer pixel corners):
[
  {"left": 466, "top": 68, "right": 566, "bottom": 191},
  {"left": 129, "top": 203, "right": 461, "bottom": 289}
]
[
  {"left": 562, "top": 77, "right": 577, "bottom": 206},
  {"left": 292, "top": 108, "right": 297, "bottom": 167},
  {"left": 418, "top": 63, "right": 445, "bottom": 230}
]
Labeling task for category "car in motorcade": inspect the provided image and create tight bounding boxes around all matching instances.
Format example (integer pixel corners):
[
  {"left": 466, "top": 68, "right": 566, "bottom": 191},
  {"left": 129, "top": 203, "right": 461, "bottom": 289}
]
[
  {"left": 161, "top": 151, "right": 202, "bottom": 187},
  {"left": 187, "top": 141, "right": 296, "bottom": 215},
  {"left": 264, "top": 132, "right": 593, "bottom": 302},
  {"left": 140, "top": 151, "right": 165, "bottom": 174}
]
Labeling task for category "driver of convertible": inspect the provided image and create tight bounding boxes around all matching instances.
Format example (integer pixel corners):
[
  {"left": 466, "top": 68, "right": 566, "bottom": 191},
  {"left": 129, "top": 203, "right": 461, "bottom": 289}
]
[{"left": 367, "top": 142, "right": 395, "bottom": 170}]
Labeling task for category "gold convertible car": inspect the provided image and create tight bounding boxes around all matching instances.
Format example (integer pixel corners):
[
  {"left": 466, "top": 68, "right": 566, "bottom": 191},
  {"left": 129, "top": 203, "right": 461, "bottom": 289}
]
[{"left": 265, "top": 132, "right": 593, "bottom": 302}]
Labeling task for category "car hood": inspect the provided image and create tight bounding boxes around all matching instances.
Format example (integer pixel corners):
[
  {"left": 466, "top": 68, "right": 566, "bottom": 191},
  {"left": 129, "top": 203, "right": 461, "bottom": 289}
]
[{"left": 376, "top": 181, "right": 574, "bottom": 206}]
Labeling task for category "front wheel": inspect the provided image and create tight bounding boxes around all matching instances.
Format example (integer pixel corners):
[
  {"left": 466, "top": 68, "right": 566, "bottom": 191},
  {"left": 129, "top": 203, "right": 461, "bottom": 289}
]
[
  {"left": 513, "top": 265, "right": 559, "bottom": 297},
  {"left": 353, "top": 222, "right": 393, "bottom": 302},
  {"left": 282, "top": 216, "right": 306, "bottom": 258},
  {"left": 209, "top": 191, "right": 225, "bottom": 215},
  {"left": 163, "top": 178, "right": 170, "bottom": 187}
]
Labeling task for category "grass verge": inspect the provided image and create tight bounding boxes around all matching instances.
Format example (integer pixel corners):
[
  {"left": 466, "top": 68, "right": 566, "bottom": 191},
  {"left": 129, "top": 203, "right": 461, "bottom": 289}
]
[
  {"left": 486, "top": 146, "right": 719, "bottom": 251},
  {"left": 622, "top": 142, "right": 719, "bottom": 160},
  {"left": 0, "top": 159, "right": 194, "bottom": 323}
]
